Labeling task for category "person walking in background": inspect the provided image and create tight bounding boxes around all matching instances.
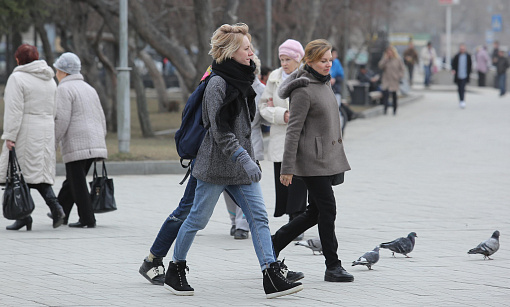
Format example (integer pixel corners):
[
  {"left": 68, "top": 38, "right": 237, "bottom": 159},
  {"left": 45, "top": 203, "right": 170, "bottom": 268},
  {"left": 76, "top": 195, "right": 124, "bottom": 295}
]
[
  {"left": 451, "top": 43, "right": 472, "bottom": 109},
  {"left": 259, "top": 39, "right": 307, "bottom": 240},
  {"left": 224, "top": 53, "right": 266, "bottom": 240},
  {"left": 495, "top": 48, "right": 509, "bottom": 96},
  {"left": 53, "top": 52, "right": 108, "bottom": 228},
  {"left": 378, "top": 45, "right": 405, "bottom": 115},
  {"left": 330, "top": 47, "right": 345, "bottom": 105},
  {"left": 420, "top": 41, "right": 437, "bottom": 88},
  {"left": 0, "top": 44, "right": 65, "bottom": 231},
  {"left": 403, "top": 39, "right": 419, "bottom": 86},
  {"left": 491, "top": 41, "right": 500, "bottom": 89},
  {"left": 475, "top": 45, "right": 490, "bottom": 87},
  {"left": 260, "top": 66, "right": 272, "bottom": 85},
  {"left": 165, "top": 23, "right": 303, "bottom": 298},
  {"left": 272, "top": 39, "right": 354, "bottom": 283}
]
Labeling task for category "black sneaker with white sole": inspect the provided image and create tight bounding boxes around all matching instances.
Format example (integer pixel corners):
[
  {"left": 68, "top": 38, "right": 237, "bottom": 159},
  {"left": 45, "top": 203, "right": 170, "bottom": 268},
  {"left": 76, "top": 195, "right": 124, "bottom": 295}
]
[
  {"left": 277, "top": 259, "right": 304, "bottom": 283},
  {"left": 139, "top": 257, "right": 165, "bottom": 285},
  {"left": 164, "top": 261, "right": 194, "bottom": 296},
  {"left": 263, "top": 261, "right": 303, "bottom": 299}
]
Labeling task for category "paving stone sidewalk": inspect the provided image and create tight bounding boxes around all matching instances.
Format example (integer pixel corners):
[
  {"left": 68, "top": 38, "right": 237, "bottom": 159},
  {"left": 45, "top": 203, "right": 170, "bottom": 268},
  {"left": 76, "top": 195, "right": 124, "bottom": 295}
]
[{"left": 1, "top": 86, "right": 509, "bottom": 306}]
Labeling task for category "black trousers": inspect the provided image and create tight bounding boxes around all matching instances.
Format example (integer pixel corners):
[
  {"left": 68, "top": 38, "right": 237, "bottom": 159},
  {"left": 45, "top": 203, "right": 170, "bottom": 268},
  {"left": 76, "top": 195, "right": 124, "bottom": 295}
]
[
  {"left": 273, "top": 162, "right": 307, "bottom": 217},
  {"left": 383, "top": 90, "right": 398, "bottom": 114},
  {"left": 457, "top": 78, "right": 467, "bottom": 101},
  {"left": 272, "top": 175, "right": 341, "bottom": 269},
  {"left": 478, "top": 71, "right": 486, "bottom": 87},
  {"left": 58, "top": 159, "right": 95, "bottom": 224},
  {"left": 27, "top": 183, "right": 60, "bottom": 212},
  {"left": 406, "top": 63, "right": 414, "bottom": 85}
]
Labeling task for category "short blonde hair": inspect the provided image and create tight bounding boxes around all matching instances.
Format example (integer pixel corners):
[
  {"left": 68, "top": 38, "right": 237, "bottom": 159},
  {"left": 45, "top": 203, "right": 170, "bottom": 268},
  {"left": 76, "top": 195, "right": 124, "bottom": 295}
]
[
  {"left": 209, "top": 23, "right": 251, "bottom": 63},
  {"left": 302, "top": 39, "right": 332, "bottom": 65}
]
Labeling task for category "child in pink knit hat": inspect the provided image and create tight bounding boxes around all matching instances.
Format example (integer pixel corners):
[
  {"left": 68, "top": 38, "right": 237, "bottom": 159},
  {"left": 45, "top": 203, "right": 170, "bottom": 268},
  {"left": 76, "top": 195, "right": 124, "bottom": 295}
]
[{"left": 279, "top": 39, "right": 305, "bottom": 63}]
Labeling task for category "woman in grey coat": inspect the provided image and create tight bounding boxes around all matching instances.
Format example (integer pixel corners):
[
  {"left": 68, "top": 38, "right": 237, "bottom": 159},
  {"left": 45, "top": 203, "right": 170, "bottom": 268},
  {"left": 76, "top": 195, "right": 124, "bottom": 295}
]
[
  {"left": 272, "top": 39, "right": 354, "bottom": 283},
  {"left": 164, "top": 23, "right": 302, "bottom": 299},
  {"left": 53, "top": 53, "right": 107, "bottom": 228}
]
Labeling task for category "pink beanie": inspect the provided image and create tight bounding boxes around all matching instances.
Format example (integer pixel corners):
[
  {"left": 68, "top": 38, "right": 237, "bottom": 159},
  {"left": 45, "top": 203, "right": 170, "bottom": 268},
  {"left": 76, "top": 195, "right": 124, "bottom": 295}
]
[{"left": 279, "top": 39, "right": 305, "bottom": 63}]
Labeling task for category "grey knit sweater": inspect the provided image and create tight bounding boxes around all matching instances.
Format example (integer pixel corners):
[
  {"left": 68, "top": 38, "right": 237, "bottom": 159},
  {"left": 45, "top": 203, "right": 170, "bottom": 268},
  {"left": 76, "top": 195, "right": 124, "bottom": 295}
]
[{"left": 192, "top": 75, "right": 255, "bottom": 185}]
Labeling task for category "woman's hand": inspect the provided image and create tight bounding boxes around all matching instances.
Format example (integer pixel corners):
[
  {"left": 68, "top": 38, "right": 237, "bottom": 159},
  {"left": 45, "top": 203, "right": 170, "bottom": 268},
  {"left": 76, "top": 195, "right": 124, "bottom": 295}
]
[
  {"left": 280, "top": 174, "right": 293, "bottom": 186},
  {"left": 267, "top": 97, "right": 274, "bottom": 107},
  {"left": 6, "top": 140, "right": 15, "bottom": 150},
  {"left": 284, "top": 111, "right": 289, "bottom": 123}
]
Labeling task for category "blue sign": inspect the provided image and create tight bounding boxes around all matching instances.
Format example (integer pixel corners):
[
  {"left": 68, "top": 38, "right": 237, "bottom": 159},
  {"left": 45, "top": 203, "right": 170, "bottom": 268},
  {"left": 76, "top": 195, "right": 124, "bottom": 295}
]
[{"left": 492, "top": 14, "right": 502, "bottom": 32}]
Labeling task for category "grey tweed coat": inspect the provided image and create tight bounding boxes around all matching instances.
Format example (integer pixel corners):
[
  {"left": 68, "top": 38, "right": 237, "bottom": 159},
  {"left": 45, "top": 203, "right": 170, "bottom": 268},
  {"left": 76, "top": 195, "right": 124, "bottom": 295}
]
[
  {"left": 192, "top": 75, "right": 255, "bottom": 185},
  {"left": 278, "top": 69, "right": 351, "bottom": 177}
]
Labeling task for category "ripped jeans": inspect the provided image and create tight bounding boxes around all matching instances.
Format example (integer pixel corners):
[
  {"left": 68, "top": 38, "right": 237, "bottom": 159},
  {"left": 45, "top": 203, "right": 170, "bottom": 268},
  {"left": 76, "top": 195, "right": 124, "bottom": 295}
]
[{"left": 149, "top": 169, "right": 197, "bottom": 258}]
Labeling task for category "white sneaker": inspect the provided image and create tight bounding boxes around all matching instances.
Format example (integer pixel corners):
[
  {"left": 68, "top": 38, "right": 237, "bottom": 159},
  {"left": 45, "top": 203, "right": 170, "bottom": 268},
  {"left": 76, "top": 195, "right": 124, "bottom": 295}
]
[{"left": 459, "top": 101, "right": 466, "bottom": 109}]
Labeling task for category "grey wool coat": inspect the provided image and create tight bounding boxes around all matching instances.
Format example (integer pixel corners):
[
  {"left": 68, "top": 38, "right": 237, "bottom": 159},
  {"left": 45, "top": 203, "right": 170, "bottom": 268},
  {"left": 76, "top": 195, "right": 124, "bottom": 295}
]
[
  {"left": 55, "top": 74, "right": 107, "bottom": 164},
  {"left": 192, "top": 75, "right": 256, "bottom": 185},
  {"left": 278, "top": 69, "right": 351, "bottom": 177}
]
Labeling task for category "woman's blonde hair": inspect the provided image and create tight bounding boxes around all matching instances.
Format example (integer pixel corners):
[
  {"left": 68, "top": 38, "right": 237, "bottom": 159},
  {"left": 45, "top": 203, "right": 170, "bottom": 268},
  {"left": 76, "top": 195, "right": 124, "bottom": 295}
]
[
  {"left": 209, "top": 23, "right": 251, "bottom": 63},
  {"left": 302, "top": 39, "right": 332, "bottom": 64},
  {"left": 386, "top": 45, "right": 400, "bottom": 59}
]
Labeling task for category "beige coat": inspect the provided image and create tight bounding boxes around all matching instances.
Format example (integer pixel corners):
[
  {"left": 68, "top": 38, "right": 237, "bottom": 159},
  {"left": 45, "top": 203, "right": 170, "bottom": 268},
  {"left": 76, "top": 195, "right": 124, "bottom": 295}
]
[
  {"left": 259, "top": 67, "right": 290, "bottom": 162},
  {"left": 55, "top": 74, "right": 107, "bottom": 164},
  {"left": 378, "top": 56, "right": 405, "bottom": 92},
  {"left": 278, "top": 69, "right": 351, "bottom": 177},
  {"left": 0, "top": 60, "right": 57, "bottom": 184}
]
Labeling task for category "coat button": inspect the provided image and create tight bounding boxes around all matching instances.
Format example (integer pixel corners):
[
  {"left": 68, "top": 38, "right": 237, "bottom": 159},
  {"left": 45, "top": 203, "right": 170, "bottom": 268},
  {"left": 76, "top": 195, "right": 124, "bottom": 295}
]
[
  {"left": 332, "top": 141, "right": 335, "bottom": 145},
  {"left": 338, "top": 139, "right": 342, "bottom": 143}
]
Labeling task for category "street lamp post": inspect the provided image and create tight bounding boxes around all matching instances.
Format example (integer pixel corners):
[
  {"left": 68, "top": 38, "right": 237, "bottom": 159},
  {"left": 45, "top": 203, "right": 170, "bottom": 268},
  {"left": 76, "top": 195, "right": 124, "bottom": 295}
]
[{"left": 117, "top": 0, "right": 131, "bottom": 153}]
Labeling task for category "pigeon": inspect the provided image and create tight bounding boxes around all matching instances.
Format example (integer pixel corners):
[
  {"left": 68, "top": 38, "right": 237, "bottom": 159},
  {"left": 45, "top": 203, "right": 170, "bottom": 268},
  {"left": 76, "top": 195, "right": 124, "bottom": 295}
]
[
  {"left": 352, "top": 246, "right": 380, "bottom": 270},
  {"left": 468, "top": 230, "right": 500, "bottom": 260},
  {"left": 380, "top": 232, "right": 417, "bottom": 258},
  {"left": 295, "top": 237, "right": 322, "bottom": 255}
]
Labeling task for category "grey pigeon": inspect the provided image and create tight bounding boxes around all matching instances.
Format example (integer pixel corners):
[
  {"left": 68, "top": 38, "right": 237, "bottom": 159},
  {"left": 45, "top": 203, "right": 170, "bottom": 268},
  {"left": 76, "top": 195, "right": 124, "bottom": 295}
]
[
  {"left": 352, "top": 246, "right": 380, "bottom": 270},
  {"left": 468, "top": 230, "right": 500, "bottom": 260},
  {"left": 295, "top": 237, "right": 322, "bottom": 255},
  {"left": 380, "top": 232, "right": 417, "bottom": 258}
]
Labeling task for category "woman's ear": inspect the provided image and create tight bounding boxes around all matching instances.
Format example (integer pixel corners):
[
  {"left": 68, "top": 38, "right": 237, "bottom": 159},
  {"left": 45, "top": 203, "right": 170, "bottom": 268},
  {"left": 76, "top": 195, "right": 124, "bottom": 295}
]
[{"left": 15, "top": 58, "right": 19, "bottom": 65}]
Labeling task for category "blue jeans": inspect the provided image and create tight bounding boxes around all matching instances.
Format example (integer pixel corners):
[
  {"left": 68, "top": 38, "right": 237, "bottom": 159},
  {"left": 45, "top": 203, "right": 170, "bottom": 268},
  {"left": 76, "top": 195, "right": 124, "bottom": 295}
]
[
  {"left": 173, "top": 179, "right": 275, "bottom": 270},
  {"left": 424, "top": 65, "right": 432, "bottom": 86},
  {"left": 498, "top": 73, "right": 506, "bottom": 96},
  {"left": 150, "top": 165, "right": 197, "bottom": 258}
]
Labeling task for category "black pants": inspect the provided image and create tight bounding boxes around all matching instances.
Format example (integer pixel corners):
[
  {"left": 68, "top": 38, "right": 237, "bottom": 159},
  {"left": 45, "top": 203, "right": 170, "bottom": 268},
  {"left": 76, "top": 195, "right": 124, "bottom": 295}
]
[
  {"left": 272, "top": 175, "right": 341, "bottom": 269},
  {"left": 478, "top": 71, "right": 486, "bottom": 87},
  {"left": 406, "top": 63, "right": 414, "bottom": 85},
  {"left": 58, "top": 159, "right": 95, "bottom": 224},
  {"left": 27, "top": 183, "right": 60, "bottom": 213},
  {"left": 457, "top": 78, "right": 467, "bottom": 101},
  {"left": 383, "top": 90, "right": 398, "bottom": 114},
  {"left": 273, "top": 162, "right": 307, "bottom": 217}
]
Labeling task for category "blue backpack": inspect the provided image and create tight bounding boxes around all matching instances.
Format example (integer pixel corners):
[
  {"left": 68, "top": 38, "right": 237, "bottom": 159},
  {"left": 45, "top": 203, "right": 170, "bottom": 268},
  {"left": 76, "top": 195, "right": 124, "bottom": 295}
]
[{"left": 175, "top": 68, "right": 215, "bottom": 183}]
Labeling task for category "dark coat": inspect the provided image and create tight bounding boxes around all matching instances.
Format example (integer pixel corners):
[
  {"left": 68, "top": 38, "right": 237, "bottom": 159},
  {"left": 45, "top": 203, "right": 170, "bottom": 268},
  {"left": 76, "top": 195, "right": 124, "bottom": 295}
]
[{"left": 451, "top": 52, "right": 472, "bottom": 83}]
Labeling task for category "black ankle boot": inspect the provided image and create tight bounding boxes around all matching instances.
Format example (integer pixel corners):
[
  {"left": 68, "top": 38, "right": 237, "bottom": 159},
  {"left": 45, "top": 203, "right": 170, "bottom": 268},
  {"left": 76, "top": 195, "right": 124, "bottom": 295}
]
[
  {"left": 48, "top": 202, "right": 66, "bottom": 228},
  {"left": 164, "top": 261, "right": 194, "bottom": 296},
  {"left": 324, "top": 263, "right": 354, "bottom": 282},
  {"left": 263, "top": 262, "right": 303, "bottom": 299},
  {"left": 6, "top": 216, "right": 33, "bottom": 231},
  {"left": 47, "top": 212, "right": 68, "bottom": 225}
]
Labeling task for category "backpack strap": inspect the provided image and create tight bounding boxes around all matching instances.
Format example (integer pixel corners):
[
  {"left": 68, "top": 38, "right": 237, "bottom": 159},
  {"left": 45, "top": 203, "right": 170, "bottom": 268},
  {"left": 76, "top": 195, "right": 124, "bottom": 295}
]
[{"left": 179, "top": 158, "right": 192, "bottom": 185}]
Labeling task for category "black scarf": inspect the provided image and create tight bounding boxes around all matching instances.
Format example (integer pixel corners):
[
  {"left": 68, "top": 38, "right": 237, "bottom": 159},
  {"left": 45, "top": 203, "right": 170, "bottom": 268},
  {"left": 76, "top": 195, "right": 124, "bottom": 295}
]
[
  {"left": 211, "top": 59, "right": 256, "bottom": 132},
  {"left": 304, "top": 64, "right": 331, "bottom": 84}
]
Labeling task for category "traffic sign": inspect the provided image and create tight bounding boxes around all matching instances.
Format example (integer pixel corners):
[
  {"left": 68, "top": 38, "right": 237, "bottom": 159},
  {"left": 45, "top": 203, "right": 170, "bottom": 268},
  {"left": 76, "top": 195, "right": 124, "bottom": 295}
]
[{"left": 492, "top": 14, "right": 502, "bottom": 32}]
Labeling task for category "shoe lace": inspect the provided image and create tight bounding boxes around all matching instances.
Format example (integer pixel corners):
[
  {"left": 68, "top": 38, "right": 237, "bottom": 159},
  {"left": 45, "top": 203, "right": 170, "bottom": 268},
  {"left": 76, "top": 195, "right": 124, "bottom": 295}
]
[{"left": 277, "top": 259, "right": 289, "bottom": 276}]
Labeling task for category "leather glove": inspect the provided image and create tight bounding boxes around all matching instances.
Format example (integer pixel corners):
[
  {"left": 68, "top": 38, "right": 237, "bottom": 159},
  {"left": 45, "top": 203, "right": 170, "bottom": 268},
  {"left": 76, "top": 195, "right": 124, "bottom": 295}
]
[{"left": 237, "top": 150, "right": 262, "bottom": 182}]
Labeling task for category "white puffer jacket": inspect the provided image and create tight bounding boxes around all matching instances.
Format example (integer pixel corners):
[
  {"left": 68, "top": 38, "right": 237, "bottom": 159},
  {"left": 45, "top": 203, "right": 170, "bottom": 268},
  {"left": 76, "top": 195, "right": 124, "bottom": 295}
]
[
  {"left": 0, "top": 60, "right": 57, "bottom": 184},
  {"left": 55, "top": 74, "right": 107, "bottom": 164},
  {"left": 258, "top": 67, "right": 290, "bottom": 162}
]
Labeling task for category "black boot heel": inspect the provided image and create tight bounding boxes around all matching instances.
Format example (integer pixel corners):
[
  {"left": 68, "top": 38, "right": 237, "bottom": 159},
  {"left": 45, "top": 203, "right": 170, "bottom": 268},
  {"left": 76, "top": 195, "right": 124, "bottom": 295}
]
[{"left": 6, "top": 216, "right": 33, "bottom": 231}]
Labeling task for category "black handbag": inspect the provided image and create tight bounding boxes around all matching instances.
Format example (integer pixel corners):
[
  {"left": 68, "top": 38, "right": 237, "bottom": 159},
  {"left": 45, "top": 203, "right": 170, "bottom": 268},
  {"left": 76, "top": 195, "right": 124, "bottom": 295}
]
[
  {"left": 2, "top": 148, "right": 35, "bottom": 220},
  {"left": 89, "top": 161, "right": 117, "bottom": 213}
]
